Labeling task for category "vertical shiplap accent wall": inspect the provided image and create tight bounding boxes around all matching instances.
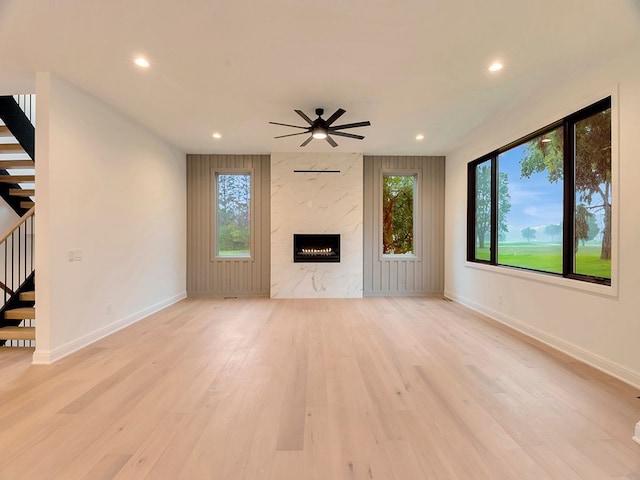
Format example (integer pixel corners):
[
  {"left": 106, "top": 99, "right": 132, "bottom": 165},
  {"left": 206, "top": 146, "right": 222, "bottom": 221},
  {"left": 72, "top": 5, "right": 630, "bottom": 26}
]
[
  {"left": 363, "top": 155, "right": 445, "bottom": 296},
  {"left": 187, "top": 154, "right": 270, "bottom": 296}
]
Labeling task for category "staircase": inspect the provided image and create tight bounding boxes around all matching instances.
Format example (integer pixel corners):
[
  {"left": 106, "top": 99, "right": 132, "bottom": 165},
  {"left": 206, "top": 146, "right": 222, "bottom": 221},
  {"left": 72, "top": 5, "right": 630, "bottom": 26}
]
[
  {"left": 0, "top": 273, "right": 36, "bottom": 345},
  {"left": 0, "top": 95, "right": 36, "bottom": 347}
]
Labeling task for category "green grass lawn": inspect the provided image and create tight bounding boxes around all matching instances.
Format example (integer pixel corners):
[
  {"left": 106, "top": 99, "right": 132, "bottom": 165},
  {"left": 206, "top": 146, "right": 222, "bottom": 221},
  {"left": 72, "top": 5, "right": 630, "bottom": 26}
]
[
  {"left": 475, "top": 243, "right": 610, "bottom": 279},
  {"left": 218, "top": 250, "right": 250, "bottom": 256},
  {"left": 574, "top": 246, "right": 611, "bottom": 278},
  {"left": 498, "top": 242, "right": 563, "bottom": 273}
]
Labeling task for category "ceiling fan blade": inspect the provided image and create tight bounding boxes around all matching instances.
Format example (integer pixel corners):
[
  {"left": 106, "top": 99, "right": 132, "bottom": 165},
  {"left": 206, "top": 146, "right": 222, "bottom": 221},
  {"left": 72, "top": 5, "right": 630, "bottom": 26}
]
[
  {"left": 295, "top": 109, "right": 314, "bottom": 125},
  {"left": 275, "top": 132, "right": 309, "bottom": 139},
  {"left": 325, "top": 135, "right": 338, "bottom": 148},
  {"left": 300, "top": 136, "right": 314, "bottom": 147},
  {"left": 330, "top": 131, "right": 365, "bottom": 140},
  {"left": 325, "top": 108, "right": 346, "bottom": 126},
  {"left": 269, "top": 121, "right": 308, "bottom": 129},
  {"left": 329, "top": 121, "right": 371, "bottom": 130}
]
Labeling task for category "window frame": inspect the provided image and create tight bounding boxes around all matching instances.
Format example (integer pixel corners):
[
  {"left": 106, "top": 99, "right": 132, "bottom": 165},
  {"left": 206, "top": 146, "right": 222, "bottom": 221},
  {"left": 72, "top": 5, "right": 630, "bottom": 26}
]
[
  {"left": 211, "top": 167, "right": 255, "bottom": 262},
  {"left": 467, "top": 96, "right": 613, "bottom": 287},
  {"left": 380, "top": 169, "right": 421, "bottom": 261},
  {"left": 467, "top": 156, "right": 497, "bottom": 265}
]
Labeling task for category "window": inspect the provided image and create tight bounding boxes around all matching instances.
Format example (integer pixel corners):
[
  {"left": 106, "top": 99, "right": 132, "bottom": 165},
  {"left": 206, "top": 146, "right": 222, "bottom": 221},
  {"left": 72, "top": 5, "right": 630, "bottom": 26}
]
[
  {"left": 472, "top": 159, "right": 492, "bottom": 261},
  {"left": 383, "top": 173, "right": 416, "bottom": 255},
  {"left": 214, "top": 172, "right": 252, "bottom": 258},
  {"left": 467, "top": 97, "right": 612, "bottom": 285},
  {"left": 573, "top": 108, "right": 612, "bottom": 278},
  {"left": 497, "top": 126, "right": 564, "bottom": 273}
]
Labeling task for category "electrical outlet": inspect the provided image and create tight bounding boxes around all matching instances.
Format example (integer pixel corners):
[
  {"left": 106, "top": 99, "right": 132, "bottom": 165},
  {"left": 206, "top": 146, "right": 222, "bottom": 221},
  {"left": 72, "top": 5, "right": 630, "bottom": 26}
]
[
  {"left": 498, "top": 295, "right": 503, "bottom": 305},
  {"left": 68, "top": 249, "right": 83, "bottom": 262},
  {"left": 106, "top": 304, "right": 112, "bottom": 315}
]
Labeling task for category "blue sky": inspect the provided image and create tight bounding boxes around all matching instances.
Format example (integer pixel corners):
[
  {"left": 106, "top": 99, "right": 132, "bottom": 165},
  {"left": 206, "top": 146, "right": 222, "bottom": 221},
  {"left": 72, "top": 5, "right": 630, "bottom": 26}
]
[{"left": 498, "top": 144, "right": 564, "bottom": 242}]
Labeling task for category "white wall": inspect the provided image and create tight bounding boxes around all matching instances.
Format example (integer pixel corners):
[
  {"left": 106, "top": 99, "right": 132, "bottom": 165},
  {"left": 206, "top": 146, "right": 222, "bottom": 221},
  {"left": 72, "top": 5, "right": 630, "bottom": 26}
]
[
  {"left": 271, "top": 152, "right": 363, "bottom": 298},
  {"left": 0, "top": 196, "right": 19, "bottom": 235},
  {"left": 444, "top": 45, "right": 640, "bottom": 388},
  {"left": 34, "top": 73, "right": 186, "bottom": 363}
]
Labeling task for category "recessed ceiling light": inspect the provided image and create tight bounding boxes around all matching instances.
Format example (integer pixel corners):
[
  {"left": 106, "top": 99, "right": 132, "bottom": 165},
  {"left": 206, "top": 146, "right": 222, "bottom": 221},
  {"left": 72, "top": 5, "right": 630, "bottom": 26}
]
[
  {"left": 212, "top": 132, "right": 222, "bottom": 139},
  {"left": 415, "top": 134, "right": 425, "bottom": 141},
  {"left": 134, "top": 57, "right": 150, "bottom": 68},
  {"left": 489, "top": 62, "right": 503, "bottom": 72}
]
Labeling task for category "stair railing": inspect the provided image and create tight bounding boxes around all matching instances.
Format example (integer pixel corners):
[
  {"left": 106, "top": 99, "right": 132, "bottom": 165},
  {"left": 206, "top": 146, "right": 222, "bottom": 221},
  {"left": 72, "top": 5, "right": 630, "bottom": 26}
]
[
  {"left": 0, "top": 207, "right": 34, "bottom": 310},
  {"left": 13, "top": 95, "right": 36, "bottom": 126}
]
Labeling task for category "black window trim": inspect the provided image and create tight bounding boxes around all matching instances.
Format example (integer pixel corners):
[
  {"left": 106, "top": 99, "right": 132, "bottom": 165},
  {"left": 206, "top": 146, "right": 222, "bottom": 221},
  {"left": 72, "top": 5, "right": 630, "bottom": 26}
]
[{"left": 467, "top": 96, "right": 612, "bottom": 286}]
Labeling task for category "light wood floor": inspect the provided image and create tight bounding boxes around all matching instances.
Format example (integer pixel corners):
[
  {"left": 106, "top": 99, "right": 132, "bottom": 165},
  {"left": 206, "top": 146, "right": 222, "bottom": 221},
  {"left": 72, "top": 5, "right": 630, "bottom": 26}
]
[{"left": 0, "top": 297, "right": 639, "bottom": 479}]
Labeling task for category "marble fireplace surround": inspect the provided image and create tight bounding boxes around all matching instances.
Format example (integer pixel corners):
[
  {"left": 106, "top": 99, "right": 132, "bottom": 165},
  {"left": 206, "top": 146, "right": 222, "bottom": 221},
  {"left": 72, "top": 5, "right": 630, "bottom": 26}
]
[{"left": 270, "top": 152, "right": 363, "bottom": 298}]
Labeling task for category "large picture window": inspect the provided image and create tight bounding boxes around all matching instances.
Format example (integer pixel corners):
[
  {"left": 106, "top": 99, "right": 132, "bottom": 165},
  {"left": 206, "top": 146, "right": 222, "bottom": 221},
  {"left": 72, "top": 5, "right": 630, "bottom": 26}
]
[
  {"left": 214, "top": 172, "right": 252, "bottom": 258},
  {"left": 467, "top": 97, "right": 612, "bottom": 285}
]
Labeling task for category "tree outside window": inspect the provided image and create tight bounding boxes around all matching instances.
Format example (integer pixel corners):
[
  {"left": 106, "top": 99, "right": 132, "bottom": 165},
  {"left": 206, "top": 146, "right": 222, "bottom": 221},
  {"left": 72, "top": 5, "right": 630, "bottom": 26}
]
[
  {"left": 216, "top": 173, "right": 251, "bottom": 257},
  {"left": 383, "top": 174, "right": 415, "bottom": 255},
  {"left": 474, "top": 161, "right": 510, "bottom": 261},
  {"left": 574, "top": 108, "right": 611, "bottom": 278}
]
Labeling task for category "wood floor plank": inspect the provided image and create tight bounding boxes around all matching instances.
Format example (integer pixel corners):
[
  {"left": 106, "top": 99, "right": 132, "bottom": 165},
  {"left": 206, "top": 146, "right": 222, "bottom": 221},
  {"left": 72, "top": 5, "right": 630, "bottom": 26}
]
[
  {"left": 270, "top": 451, "right": 304, "bottom": 480},
  {"left": 0, "top": 297, "right": 638, "bottom": 479},
  {"left": 276, "top": 314, "right": 309, "bottom": 451},
  {"left": 142, "top": 405, "right": 226, "bottom": 479},
  {"left": 112, "top": 413, "right": 186, "bottom": 479},
  {"left": 80, "top": 454, "right": 132, "bottom": 480}
]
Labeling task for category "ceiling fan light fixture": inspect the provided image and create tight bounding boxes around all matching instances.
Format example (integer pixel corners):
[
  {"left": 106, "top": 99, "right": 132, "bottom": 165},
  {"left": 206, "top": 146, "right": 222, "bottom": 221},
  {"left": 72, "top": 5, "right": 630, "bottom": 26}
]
[
  {"left": 270, "top": 108, "right": 370, "bottom": 147},
  {"left": 312, "top": 128, "right": 327, "bottom": 139}
]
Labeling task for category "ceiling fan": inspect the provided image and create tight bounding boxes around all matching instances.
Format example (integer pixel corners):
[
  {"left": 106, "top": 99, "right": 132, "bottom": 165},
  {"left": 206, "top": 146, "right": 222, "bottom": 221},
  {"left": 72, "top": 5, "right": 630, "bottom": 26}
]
[{"left": 269, "top": 108, "right": 371, "bottom": 147}]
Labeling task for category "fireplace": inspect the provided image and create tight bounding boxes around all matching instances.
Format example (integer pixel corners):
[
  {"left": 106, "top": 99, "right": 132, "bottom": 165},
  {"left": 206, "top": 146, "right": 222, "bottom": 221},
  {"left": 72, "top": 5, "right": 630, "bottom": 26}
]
[{"left": 293, "top": 234, "right": 340, "bottom": 263}]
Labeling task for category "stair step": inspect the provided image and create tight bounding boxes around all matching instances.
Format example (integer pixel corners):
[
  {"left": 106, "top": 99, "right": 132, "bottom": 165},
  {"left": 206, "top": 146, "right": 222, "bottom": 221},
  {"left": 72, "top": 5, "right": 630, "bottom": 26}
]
[
  {"left": 0, "top": 175, "right": 35, "bottom": 183},
  {"left": 0, "top": 160, "right": 35, "bottom": 168},
  {"left": 20, "top": 201, "right": 35, "bottom": 209},
  {"left": 0, "top": 125, "right": 13, "bottom": 137},
  {"left": 0, "top": 326, "right": 35, "bottom": 341},
  {"left": 0, "top": 144, "right": 24, "bottom": 153},
  {"left": 19, "top": 291, "right": 35, "bottom": 301},
  {"left": 5, "top": 307, "right": 35, "bottom": 320},
  {"left": 9, "top": 189, "right": 34, "bottom": 197}
]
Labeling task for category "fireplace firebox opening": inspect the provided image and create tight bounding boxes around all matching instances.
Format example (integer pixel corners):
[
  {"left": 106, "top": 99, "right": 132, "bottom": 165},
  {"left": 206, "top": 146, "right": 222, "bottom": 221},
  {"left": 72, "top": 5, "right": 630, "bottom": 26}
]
[{"left": 293, "top": 234, "right": 340, "bottom": 263}]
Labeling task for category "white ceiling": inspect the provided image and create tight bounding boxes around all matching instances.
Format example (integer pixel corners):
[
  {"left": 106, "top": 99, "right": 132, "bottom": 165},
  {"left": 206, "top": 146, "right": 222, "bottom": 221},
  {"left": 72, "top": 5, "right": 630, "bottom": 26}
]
[{"left": 0, "top": 0, "right": 638, "bottom": 155}]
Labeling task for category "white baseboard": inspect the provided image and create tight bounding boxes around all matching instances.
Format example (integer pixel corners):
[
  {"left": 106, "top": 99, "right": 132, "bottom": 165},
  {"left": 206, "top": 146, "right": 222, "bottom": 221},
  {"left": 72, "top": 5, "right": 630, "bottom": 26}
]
[
  {"left": 31, "top": 291, "right": 187, "bottom": 364},
  {"left": 444, "top": 290, "right": 640, "bottom": 390}
]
